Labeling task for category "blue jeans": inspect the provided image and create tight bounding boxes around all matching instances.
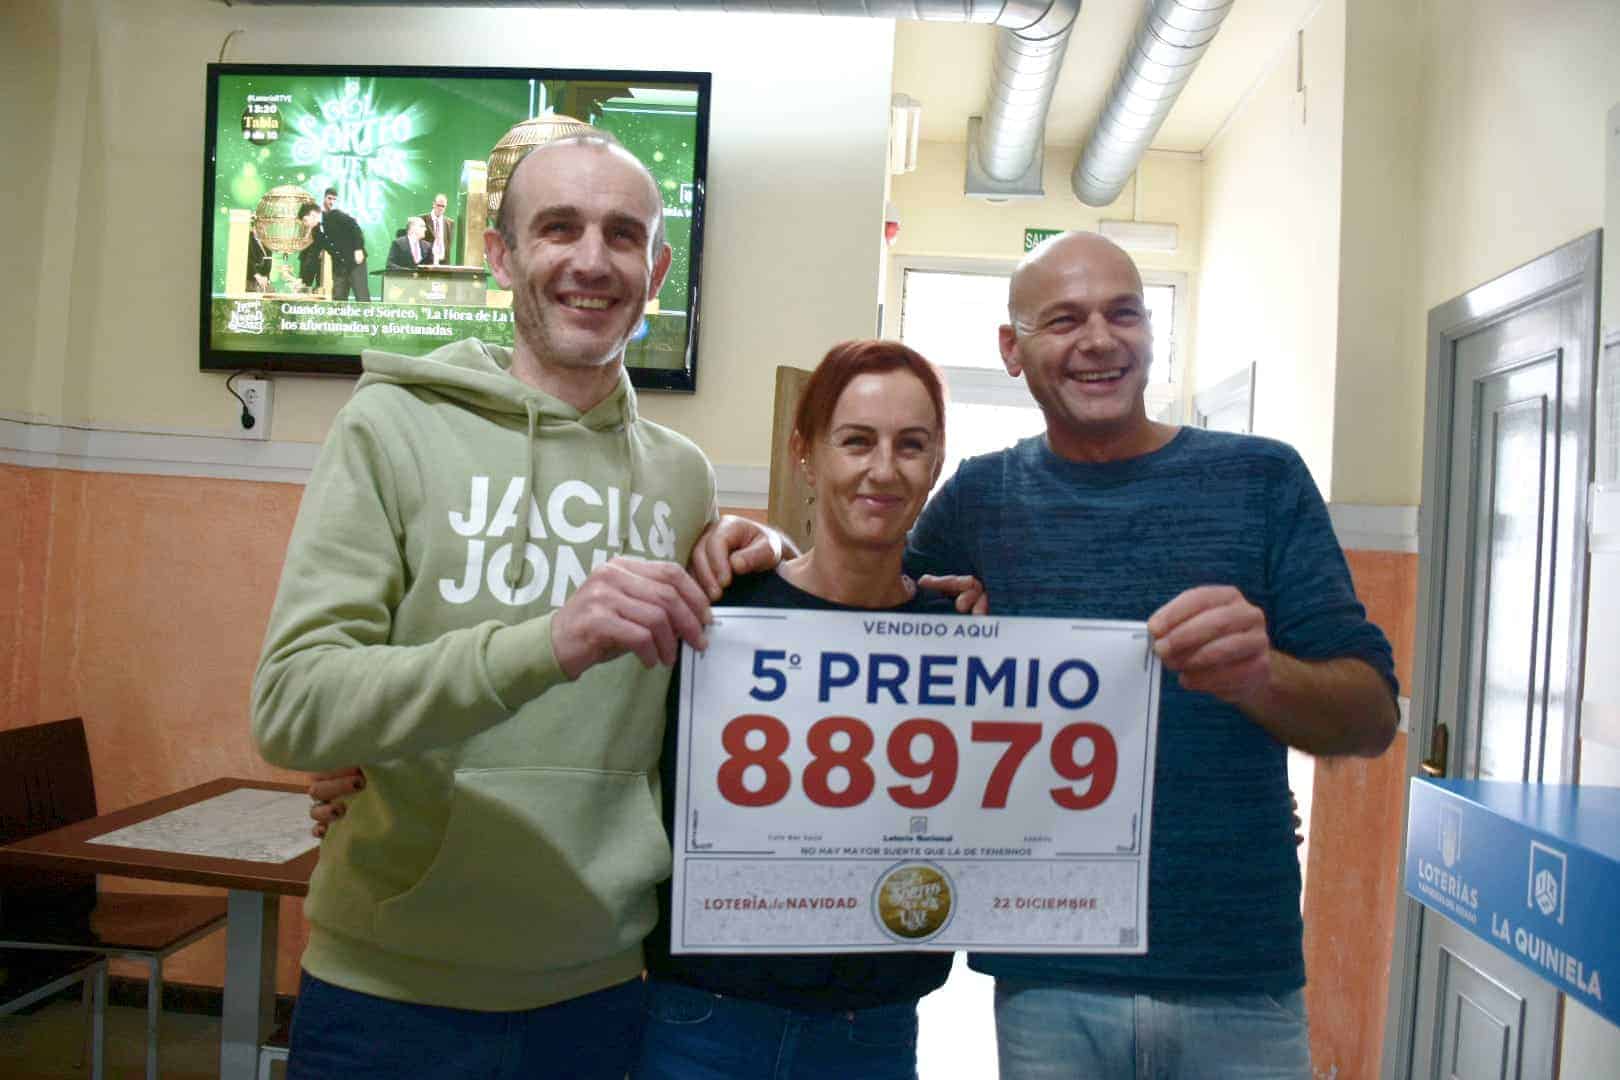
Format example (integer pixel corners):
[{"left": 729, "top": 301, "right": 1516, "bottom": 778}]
[
  {"left": 287, "top": 970, "right": 645, "bottom": 1080},
  {"left": 994, "top": 979, "right": 1312, "bottom": 1080},
  {"left": 632, "top": 978, "right": 919, "bottom": 1080}
]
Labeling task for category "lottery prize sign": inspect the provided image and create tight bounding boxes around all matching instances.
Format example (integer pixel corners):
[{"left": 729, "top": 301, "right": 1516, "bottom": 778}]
[{"left": 672, "top": 609, "right": 1161, "bottom": 954}]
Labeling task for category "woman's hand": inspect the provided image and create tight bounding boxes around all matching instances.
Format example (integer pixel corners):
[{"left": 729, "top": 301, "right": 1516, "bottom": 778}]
[
  {"left": 309, "top": 768, "right": 366, "bottom": 838},
  {"left": 917, "top": 574, "right": 990, "bottom": 615}
]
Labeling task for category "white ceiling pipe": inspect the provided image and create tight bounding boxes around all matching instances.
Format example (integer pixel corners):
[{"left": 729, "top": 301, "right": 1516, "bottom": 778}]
[
  {"left": 975, "top": 4, "right": 1079, "bottom": 184},
  {"left": 1072, "top": 0, "right": 1233, "bottom": 207}
]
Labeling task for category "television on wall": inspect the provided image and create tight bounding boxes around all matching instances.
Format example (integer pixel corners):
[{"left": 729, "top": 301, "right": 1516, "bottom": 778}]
[{"left": 200, "top": 63, "right": 711, "bottom": 391}]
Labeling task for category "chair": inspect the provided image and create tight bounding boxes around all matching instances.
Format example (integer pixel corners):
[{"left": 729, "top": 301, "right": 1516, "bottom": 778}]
[
  {"left": 0, "top": 718, "right": 229, "bottom": 1080},
  {"left": 257, "top": 1019, "right": 291, "bottom": 1079},
  {"left": 0, "top": 947, "right": 106, "bottom": 1079}
]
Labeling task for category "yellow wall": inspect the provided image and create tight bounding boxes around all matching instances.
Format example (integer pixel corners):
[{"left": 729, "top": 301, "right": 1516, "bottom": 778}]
[
  {"left": 1196, "top": 0, "right": 1346, "bottom": 493},
  {"left": 1338, "top": 0, "right": 1620, "bottom": 510},
  {"left": 1198, "top": 0, "right": 1619, "bottom": 508},
  {"left": 1, "top": 0, "right": 896, "bottom": 470},
  {"left": 0, "top": 1, "right": 71, "bottom": 418},
  {"left": 1407, "top": 0, "right": 1620, "bottom": 514},
  {"left": 1330, "top": 0, "right": 1423, "bottom": 505},
  {"left": 1416, "top": 0, "right": 1620, "bottom": 328}
]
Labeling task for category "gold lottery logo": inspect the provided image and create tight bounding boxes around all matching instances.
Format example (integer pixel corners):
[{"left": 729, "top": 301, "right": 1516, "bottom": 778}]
[{"left": 874, "top": 863, "right": 954, "bottom": 941}]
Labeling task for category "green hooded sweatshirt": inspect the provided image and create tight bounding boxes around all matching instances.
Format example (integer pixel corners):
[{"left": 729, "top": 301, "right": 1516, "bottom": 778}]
[{"left": 251, "top": 338, "right": 716, "bottom": 1011}]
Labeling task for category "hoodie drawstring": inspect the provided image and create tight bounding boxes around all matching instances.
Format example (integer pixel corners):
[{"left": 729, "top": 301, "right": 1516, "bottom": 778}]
[
  {"left": 506, "top": 400, "right": 540, "bottom": 590},
  {"left": 623, "top": 418, "right": 638, "bottom": 523}
]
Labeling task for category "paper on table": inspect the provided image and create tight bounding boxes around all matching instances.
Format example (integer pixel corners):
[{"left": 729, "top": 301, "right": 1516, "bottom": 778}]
[{"left": 91, "top": 788, "right": 320, "bottom": 864}]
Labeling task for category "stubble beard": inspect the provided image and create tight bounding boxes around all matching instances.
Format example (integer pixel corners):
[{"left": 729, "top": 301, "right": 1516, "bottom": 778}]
[
  {"left": 510, "top": 283, "right": 639, "bottom": 372},
  {"left": 1032, "top": 354, "right": 1151, "bottom": 445}
]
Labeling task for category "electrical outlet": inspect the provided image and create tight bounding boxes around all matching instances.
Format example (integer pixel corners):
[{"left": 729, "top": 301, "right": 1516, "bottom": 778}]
[{"left": 235, "top": 377, "right": 272, "bottom": 440}]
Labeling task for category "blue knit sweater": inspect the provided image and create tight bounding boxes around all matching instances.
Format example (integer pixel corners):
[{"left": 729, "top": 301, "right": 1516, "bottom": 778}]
[{"left": 905, "top": 427, "right": 1396, "bottom": 993}]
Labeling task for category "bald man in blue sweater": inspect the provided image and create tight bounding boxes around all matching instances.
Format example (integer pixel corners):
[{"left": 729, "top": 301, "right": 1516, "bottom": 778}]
[{"left": 904, "top": 232, "right": 1399, "bottom": 1080}]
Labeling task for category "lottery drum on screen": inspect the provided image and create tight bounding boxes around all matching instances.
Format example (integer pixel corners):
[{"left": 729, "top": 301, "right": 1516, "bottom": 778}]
[
  {"left": 253, "top": 184, "right": 318, "bottom": 254},
  {"left": 484, "top": 112, "right": 595, "bottom": 221}
]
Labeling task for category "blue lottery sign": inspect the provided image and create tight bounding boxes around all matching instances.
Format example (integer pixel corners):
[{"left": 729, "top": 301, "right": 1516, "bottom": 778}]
[{"left": 1404, "top": 779, "right": 1620, "bottom": 1025}]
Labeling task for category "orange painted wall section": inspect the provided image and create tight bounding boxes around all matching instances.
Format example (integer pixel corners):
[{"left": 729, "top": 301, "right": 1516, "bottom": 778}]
[
  {"left": 1303, "top": 548, "right": 1419, "bottom": 1079},
  {"left": 4, "top": 461, "right": 772, "bottom": 994},
  {"left": 3, "top": 463, "right": 312, "bottom": 992},
  {"left": 2, "top": 465, "right": 54, "bottom": 725}
]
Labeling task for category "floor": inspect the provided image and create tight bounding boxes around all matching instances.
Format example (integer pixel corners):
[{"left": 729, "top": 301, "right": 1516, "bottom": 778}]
[
  {"left": 918, "top": 954, "right": 999, "bottom": 1078},
  {"left": 1, "top": 962, "right": 989, "bottom": 1079},
  {"left": 0, "top": 994, "right": 282, "bottom": 1080}
]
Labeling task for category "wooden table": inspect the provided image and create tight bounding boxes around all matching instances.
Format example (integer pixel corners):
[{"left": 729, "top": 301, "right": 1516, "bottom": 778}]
[{"left": 0, "top": 777, "right": 317, "bottom": 1080}]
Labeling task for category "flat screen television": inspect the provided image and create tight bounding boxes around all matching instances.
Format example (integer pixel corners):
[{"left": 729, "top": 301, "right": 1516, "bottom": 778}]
[{"left": 200, "top": 63, "right": 711, "bottom": 391}]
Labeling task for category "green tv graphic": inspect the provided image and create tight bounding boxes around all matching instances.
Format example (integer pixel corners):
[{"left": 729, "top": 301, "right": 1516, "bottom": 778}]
[
  {"left": 212, "top": 297, "right": 690, "bottom": 367},
  {"left": 210, "top": 72, "right": 698, "bottom": 368}
]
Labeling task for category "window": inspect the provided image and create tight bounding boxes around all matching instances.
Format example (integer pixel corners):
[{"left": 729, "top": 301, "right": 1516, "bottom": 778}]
[
  {"left": 899, "top": 269, "right": 1011, "bottom": 371},
  {"left": 1143, "top": 284, "right": 1177, "bottom": 386},
  {"left": 897, "top": 260, "right": 1188, "bottom": 484},
  {"left": 939, "top": 400, "right": 1048, "bottom": 482}
]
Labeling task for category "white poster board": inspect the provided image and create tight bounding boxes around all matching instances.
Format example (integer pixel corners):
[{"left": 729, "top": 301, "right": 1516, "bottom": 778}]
[{"left": 671, "top": 609, "right": 1160, "bottom": 954}]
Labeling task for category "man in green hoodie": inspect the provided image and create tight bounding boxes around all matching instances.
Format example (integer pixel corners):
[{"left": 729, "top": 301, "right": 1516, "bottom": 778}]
[{"left": 252, "top": 134, "right": 730, "bottom": 1078}]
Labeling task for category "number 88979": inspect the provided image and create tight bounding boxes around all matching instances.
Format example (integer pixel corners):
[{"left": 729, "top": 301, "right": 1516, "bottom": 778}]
[{"left": 714, "top": 714, "right": 1118, "bottom": 812}]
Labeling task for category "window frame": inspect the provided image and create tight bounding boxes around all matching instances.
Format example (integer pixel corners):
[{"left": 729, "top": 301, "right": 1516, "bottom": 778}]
[{"left": 1192, "top": 362, "right": 1257, "bottom": 433}]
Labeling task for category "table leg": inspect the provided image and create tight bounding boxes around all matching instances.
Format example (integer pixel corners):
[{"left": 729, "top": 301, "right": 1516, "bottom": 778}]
[{"left": 219, "top": 889, "right": 278, "bottom": 1080}]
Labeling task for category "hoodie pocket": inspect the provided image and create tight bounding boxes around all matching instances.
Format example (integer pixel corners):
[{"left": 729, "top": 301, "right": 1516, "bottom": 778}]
[{"left": 373, "top": 766, "right": 669, "bottom": 972}]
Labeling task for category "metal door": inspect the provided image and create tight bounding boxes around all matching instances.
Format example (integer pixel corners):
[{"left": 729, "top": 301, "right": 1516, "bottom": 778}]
[{"left": 1390, "top": 233, "right": 1601, "bottom": 1079}]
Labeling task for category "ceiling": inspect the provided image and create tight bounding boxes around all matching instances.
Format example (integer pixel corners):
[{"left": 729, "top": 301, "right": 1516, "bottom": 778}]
[{"left": 892, "top": 0, "right": 1321, "bottom": 154}]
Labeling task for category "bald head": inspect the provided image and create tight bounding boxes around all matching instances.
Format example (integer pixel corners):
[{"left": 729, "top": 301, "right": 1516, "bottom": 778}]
[
  {"left": 1008, "top": 231, "right": 1143, "bottom": 332},
  {"left": 996, "top": 229, "right": 1160, "bottom": 460},
  {"left": 496, "top": 134, "right": 666, "bottom": 254}
]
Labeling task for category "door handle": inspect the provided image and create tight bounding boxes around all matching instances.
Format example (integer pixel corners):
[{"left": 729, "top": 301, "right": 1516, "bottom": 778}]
[{"left": 1420, "top": 722, "right": 1449, "bottom": 777}]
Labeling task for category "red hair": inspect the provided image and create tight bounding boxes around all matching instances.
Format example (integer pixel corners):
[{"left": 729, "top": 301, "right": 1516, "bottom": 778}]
[{"left": 792, "top": 340, "right": 947, "bottom": 448}]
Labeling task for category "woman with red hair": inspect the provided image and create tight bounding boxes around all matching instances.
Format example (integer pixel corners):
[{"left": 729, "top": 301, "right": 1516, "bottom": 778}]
[{"left": 634, "top": 339, "right": 957, "bottom": 1080}]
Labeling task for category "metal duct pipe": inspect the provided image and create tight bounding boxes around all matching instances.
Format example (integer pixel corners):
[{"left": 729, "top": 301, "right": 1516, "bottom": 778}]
[
  {"left": 1072, "top": 0, "right": 1232, "bottom": 206},
  {"left": 233, "top": 0, "right": 1082, "bottom": 188},
  {"left": 976, "top": 5, "right": 1078, "bottom": 184}
]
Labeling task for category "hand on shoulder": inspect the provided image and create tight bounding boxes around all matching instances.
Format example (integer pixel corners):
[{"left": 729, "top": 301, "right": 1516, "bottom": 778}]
[
  {"left": 916, "top": 574, "right": 990, "bottom": 615},
  {"left": 688, "top": 515, "right": 790, "bottom": 600},
  {"left": 308, "top": 768, "right": 365, "bottom": 838}
]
